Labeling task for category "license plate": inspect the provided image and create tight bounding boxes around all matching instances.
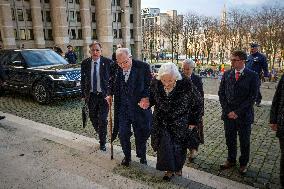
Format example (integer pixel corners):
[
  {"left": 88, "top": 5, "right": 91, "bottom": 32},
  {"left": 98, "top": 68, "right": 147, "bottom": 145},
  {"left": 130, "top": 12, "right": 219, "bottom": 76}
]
[{"left": 76, "top": 81, "right": 81, "bottom": 87}]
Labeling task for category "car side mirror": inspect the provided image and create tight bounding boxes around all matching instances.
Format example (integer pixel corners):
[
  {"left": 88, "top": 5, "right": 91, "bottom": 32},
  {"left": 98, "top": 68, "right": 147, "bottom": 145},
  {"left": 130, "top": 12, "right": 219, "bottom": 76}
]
[{"left": 12, "top": 60, "right": 25, "bottom": 68}]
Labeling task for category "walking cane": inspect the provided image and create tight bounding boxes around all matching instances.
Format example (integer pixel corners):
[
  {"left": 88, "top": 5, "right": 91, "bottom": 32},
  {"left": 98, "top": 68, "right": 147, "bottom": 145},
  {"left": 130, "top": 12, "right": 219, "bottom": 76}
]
[{"left": 108, "top": 98, "right": 114, "bottom": 160}]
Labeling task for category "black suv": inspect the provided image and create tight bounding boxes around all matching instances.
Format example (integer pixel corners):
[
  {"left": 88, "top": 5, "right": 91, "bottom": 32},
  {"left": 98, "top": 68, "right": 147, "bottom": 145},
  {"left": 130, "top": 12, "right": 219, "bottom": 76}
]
[{"left": 0, "top": 49, "right": 81, "bottom": 104}]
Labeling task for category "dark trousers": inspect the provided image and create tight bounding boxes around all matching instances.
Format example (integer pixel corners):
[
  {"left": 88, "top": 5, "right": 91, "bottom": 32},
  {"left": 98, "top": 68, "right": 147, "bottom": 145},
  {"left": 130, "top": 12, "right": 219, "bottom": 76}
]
[
  {"left": 280, "top": 138, "right": 284, "bottom": 188},
  {"left": 88, "top": 92, "right": 108, "bottom": 146},
  {"left": 118, "top": 112, "right": 150, "bottom": 161},
  {"left": 224, "top": 119, "right": 251, "bottom": 166},
  {"left": 256, "top": 76, "right": 262, "bottom": 104}
]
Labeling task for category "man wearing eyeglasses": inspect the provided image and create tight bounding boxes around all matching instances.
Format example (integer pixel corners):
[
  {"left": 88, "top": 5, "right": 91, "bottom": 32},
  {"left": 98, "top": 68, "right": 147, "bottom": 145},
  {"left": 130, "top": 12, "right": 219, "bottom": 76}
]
[
  {"left": 81, "top": 41, "right": 113, "bottom": 151},
  {"left": 218, "top": 50, "right": 258, "bottom": 175},
  {"left": 107, "top": 48, "right": 152, "bottom": 166}
]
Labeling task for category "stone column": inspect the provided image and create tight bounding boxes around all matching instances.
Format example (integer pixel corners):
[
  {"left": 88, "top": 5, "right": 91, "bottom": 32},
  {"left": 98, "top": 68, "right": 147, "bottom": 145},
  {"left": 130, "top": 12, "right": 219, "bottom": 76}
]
[
  {"left": 50, "top": 0, "right": 69, "bottom": 51},
  {"left": 0, "top": 1, "right": 16, "bottom": 49},
  {"left": 30, "top": 0, "right": 45, "bottom": 48},
  {"left": 80, "top": 0, "right": 92, "bottom": 58},
  {"left": 95, "top": 0, "right": 113, "bottom": 57},
  {"left": 132, "top": 0, "right": 142, "bottom": 59},
  {"left": 121, "top": 0, "right": 130, "bottom": 49}
]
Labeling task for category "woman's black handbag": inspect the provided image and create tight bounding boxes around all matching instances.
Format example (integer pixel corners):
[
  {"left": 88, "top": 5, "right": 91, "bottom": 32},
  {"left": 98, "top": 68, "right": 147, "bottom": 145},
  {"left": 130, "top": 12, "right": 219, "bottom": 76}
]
[{"left": 185, "top": 127, "right": 200, "bottom": 149}]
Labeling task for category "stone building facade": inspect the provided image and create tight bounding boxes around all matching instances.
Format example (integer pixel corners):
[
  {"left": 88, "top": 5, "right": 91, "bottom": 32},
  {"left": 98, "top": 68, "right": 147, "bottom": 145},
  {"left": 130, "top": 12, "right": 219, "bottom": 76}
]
[{"left": 0, "top": 0, "right": 142, "bottom": 59}]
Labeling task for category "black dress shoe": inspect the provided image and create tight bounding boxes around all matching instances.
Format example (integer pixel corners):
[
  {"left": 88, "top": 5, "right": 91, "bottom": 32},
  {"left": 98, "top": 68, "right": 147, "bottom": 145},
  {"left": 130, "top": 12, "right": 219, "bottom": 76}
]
[
  {"left": 220, "top": 161, "right": 236, "bottom": 170},
  {"left": 99, "top": 145, "right": 106, "bottom": 151},
  {"left": 121, "top": 157, "right": 131, "bottom": 167},
  {"left": 0, "top": 116, "right": 5, "bottom": 120},
  {"left": 140, "top": 158, "right": 147, "bottom": 165}
]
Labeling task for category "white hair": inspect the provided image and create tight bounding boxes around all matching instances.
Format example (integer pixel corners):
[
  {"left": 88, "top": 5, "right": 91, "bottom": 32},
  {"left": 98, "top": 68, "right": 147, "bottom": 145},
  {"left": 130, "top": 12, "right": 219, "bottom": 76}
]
[
  {"left": 156, "top": 62, "right": 182, "bottom": 80},
  {"left": 183, "top": 59, "right": 195, "bottom": 67},
  {"left": 116, "top": 48, "right": 132, "bottom": 57}
]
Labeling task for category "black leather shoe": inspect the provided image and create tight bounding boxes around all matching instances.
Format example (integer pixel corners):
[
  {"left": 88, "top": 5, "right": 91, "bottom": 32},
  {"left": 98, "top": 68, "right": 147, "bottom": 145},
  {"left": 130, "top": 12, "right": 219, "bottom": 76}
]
[
  {"left": 99, "top": 145, "right": 106, "bottom": 151},
  {"left": 0, "top": 116, "right": 5, "bottom": 120},
  {"left": 239, "top": 166, "right": 248, "bottom": 175},
  {"left": 121, "top": 157, "right": 131, "bottom": 167},
  {"left": 140, "top": 158, "right": 147, "bottom": 165},
  {"left": 220, "top": 161, "right": 236, "bottom": 170}
]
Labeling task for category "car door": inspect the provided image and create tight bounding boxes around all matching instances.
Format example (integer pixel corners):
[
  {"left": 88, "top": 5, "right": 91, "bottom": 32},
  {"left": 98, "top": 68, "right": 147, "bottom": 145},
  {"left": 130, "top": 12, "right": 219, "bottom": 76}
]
[{"left": 3, "top": 51, "right": 29, "bottom": 91}]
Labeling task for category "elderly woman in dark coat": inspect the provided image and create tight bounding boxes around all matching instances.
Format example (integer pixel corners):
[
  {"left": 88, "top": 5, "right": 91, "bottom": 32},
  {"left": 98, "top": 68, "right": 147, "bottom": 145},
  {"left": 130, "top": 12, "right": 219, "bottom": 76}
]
[
  {"left": 270, "top": 74, "right": 284, "bottom": 188},
  {"left": 150, "top": 62, "right": 203, "bottom": 180}
]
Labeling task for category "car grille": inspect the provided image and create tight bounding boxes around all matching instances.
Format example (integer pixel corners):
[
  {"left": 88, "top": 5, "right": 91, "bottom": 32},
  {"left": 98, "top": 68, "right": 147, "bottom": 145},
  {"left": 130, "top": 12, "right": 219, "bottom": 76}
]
[{"left": 66, "top": 70, "right": 81, "bottom": 81}]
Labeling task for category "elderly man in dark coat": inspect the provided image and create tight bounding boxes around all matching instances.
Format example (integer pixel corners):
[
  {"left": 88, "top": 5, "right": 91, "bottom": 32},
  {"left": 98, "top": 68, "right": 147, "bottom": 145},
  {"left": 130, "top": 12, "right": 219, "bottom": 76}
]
[
  {"left": 218, "top": 50, "right": 258, "bottom": 175},
  {"left": 150, "top": 62, "right": 203, "bottom": 180},
  {"left": 182, "top": 59, "right": 204, "bottom": 161},
  {"left": 107, "top": 48, "right": 152, "bottom": 166},
  {"left": 270, "top": 74, "right": 284, "bottom": 188},
  {"left": 0, "top": 63, "right": 7, "bottom": 120}
]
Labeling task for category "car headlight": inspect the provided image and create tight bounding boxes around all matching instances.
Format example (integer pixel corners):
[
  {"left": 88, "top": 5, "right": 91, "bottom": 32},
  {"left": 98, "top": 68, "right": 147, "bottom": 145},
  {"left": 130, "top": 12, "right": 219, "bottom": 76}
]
[{"left": 48, "top": 75, "right": 67, "bottom": 80}]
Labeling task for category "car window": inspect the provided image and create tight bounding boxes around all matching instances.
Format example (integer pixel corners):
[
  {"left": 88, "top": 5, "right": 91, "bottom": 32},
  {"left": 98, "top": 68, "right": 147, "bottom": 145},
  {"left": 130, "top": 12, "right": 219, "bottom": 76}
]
[
  {"left": 21, "top": 50, "right": 68, "bottom": 67},
  {"left": 6, "top": 52, "right": 26, "bottom": 67}
]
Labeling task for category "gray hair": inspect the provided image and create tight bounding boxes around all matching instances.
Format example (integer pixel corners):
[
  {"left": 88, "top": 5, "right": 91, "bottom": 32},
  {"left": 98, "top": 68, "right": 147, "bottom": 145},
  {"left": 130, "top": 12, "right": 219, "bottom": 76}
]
[
  {"left": 156, "top": 62, "right": 182, "bottom": 80},
  {"left": 116, "top": 48, "right": 132, "bottom": 57},
  {"left": 182, "top": 59, "right": 195, "bottom": 67}
]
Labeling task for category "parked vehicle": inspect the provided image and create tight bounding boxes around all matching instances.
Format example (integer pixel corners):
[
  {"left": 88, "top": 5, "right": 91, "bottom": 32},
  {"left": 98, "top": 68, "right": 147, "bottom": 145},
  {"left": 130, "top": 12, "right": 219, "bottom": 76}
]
[
  {"left": 150, "top": 63, "right": 164, "bottom": 73},
  {"left": 0, "top": 49, "right": 81, "bottom": 104}
]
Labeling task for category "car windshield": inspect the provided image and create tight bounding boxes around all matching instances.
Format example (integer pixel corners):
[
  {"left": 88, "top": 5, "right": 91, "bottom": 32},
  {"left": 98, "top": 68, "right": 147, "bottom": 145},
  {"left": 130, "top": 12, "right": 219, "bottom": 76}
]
[{"left": 21, "top": 50, "right": 68, "bottom": 67}]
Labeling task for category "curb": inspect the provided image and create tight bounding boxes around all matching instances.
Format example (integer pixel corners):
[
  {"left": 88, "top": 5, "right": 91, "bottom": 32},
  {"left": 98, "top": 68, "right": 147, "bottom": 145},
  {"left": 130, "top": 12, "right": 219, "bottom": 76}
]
[{"left": 1, "top": 111, "right": 255, "bottom": 189}]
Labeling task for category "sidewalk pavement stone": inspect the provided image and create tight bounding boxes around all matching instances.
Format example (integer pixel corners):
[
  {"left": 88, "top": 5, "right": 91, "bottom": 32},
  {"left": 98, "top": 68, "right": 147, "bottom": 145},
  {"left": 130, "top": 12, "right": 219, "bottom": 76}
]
[{"left": 0, "top": 79, "right": 280, "bottom": 189}]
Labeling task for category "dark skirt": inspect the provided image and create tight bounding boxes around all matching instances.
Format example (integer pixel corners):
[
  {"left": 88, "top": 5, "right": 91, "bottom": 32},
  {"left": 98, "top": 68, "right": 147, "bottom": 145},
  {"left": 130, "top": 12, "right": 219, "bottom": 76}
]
[{"left": 156, "top": 130, "right": 187, "bottom": 172}]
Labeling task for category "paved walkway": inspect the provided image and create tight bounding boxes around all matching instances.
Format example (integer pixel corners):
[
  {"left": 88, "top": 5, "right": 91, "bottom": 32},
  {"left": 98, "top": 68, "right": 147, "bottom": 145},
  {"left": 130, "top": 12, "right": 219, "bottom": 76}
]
[
  {"left": 0, "top": 79, "right": 280, "bottom": 188},
  {"left": 0, "top": 113, "right": 255, "bottom": 189}
]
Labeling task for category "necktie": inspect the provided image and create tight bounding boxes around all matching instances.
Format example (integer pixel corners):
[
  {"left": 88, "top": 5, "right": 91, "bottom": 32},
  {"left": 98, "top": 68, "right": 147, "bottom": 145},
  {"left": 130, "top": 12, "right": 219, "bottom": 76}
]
[
  {"left": 235, "top": 71, "right": 240, "bottom": 81},
  {"left": 93, "top": 62, "right": 97, "bottom": 92}
]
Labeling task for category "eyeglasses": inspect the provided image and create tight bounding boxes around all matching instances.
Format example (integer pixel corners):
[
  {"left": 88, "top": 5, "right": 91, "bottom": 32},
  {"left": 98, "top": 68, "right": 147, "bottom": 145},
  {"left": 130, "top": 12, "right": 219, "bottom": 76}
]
[
  {"left": 117, "top": 57, "right": 131, "bottom": 66},
  {"left": 230, "top": 59, "right": 242, "bottom": 62},
  {"left": 90, "top": 49, "right": 101, "bottom": 52}
]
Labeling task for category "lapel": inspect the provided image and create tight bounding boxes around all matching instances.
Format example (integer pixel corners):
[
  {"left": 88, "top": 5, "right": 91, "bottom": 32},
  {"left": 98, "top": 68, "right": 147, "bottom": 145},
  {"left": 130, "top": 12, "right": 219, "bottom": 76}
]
[
  {"left": 127, "top": 61, "right": 138, "bottom": 93},
  {"left": 99, "top": 56, "right": 104, "bottom": 82}
]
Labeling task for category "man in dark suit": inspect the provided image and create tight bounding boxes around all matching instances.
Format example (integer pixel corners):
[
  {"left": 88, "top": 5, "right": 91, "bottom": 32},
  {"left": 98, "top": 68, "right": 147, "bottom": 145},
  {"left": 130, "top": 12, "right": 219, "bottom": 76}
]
[
  {"left": 81, "top": 41, "right": 113, "bottom": 151},
  {"left": 0, "top": 63, "right": 7, "bottom": 120},
  {"left": 182, "top": 59, "right": 204, "bottom": 161},
  {"left": 107, "top": 48, "right": 152, "bottom": 166},
  {"left": 270, "top": 74, "right": 284, "bottom": 188},
  {"left": 218, "top": 50, "right": 258, "bottom": 174}
]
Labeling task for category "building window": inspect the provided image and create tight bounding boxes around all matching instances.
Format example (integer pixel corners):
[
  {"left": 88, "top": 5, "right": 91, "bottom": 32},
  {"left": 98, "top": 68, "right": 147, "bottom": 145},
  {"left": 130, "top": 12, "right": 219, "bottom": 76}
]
[
  {"left": 129, "top": 0, "right": 132, "bottom": 7},
  {"left": 117, "top": 0, "right": 120, "bottom": 6},
  {"left": 113, "top": 29, "right": 117, "bottom": 38},
  {"left": 45, "top": 29, "right": 53, "bottom": 40},
  {"left": 75, "top": 0, "right": 80, "bottom": 4},
  {"left": 91, "top": 0, "right": 95, "bottom": 6},
  {"left": 26, "top": 9, "right": 32, "bottom": 21},
  {"left": 14, "top": 29, "right": 18, "bottom": 39},
  {"left": 76, "top": 11, "right": 81, "bottom": 22},
  {"left": 92, "top": 12, "right": 96, "bottom": 22},
  {"left": 27, "top": 29, "right": 34, "bottom": 40},
  {"left": 20, "top": 29, "right": 26, "bottom": 40},
  {"left": 17, "top": 9, "right": 24, "bottom": 21},
  {"left": 44, "top": 0, "right": 49, "bottom": 3},
  {"left": 117, "top": 13, "right": 121, "bottom": 22},
  {"left": 113, "top": 13, "right": 116, "bottom": 22},
  {"left": 46, "top": 11, "right": 51, "bottom": 22},
  {"left": 78, "top": 29, "right": 82, "bottom": 39},
  {"left": 69, "top": 0, "right": 73, "bottom": 3},
  {"left": 130, "top": 29, "right": 133, "bottom": 39},
  {"left": 0, "top": 31, "right": 2, "bottom": 41},
  {"left": 111, "top": 0, "right": 115, "bottom": 6},
  {"left": 69, "top": 11, "right": 75, "bottom": 21},
  {"left": 11, "top": 9, "right": 15, "bottom": 20},
  {"left": 70, "top": 29, "right": 76, "bottom": 39},
  {"left": 130, "top": 14, "right": 133, "bottom": 23},
  {"left": 119, "top": 29, "right": 122, "bottom": 38},
  {"left": 92, "top": 29, "right": 97, "bottom": 39}
]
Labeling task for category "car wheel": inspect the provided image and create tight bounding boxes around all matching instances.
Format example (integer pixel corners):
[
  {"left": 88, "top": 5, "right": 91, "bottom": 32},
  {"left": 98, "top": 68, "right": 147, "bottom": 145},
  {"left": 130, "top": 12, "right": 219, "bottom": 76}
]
[{"left": 33, "top": 82, "right": 51, "bottom": 104}]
